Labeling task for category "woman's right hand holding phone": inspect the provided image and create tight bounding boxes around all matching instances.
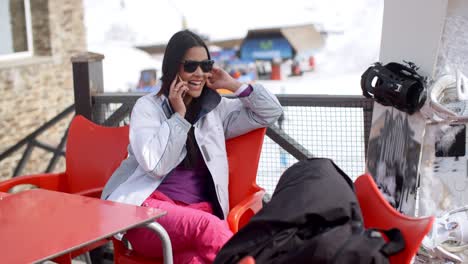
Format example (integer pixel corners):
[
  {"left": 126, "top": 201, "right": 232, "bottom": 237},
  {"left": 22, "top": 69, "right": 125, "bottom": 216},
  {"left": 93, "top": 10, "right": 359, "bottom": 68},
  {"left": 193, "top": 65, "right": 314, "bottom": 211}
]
[{"left": 169, "top": 75, "right": 189, "bottom": 117}]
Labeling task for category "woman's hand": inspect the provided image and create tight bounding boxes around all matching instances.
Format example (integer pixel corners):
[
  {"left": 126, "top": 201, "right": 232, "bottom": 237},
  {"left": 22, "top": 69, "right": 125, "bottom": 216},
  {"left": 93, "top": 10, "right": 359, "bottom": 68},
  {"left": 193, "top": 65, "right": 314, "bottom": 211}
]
[
  {"left": 206, "top": 66, "right": 242, "bottom": 92},
  {"left": 168, "top": 75, "right": 189, "bottom": 117}
]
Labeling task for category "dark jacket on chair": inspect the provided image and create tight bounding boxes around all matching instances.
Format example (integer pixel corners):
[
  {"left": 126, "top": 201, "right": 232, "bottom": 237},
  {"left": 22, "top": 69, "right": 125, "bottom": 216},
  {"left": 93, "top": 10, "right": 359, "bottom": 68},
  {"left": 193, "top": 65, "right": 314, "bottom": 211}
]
[{"left": 215, "top": 158, "right": 400, "bottom": 264}]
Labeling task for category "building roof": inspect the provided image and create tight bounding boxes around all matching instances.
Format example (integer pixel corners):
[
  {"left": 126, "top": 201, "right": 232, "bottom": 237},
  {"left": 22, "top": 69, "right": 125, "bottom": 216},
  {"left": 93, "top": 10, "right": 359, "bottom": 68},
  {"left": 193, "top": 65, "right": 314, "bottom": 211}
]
[
  {"left": 243, "top": 24, "right": 324, "bottom": 54},
  {"left": 135, "top": 24, "right": 323, "bottom": 60},
  {"left": 136, "top": 38, "right": 243, "bottom": 55}
]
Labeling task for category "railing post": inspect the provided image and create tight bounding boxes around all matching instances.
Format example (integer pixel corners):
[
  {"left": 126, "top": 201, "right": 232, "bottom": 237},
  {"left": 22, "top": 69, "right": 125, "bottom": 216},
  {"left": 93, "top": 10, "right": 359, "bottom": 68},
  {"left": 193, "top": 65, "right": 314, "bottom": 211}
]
[{"left": 71, "top": 52, "right": 105, "bottom": 123}]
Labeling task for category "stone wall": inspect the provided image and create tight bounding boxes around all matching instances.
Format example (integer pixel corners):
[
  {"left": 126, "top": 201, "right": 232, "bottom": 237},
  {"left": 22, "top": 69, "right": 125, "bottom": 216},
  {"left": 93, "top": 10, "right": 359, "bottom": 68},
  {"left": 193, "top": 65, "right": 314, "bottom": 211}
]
[{"left": 0, "top": 0, "right": 86, "bottom": 180}]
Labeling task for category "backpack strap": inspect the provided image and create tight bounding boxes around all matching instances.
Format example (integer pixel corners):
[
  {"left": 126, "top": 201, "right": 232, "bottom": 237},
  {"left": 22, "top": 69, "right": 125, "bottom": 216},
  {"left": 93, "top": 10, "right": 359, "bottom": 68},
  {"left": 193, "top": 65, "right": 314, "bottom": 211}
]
[{"left": 378, "top": 228, "right": 406, "bottom": 256}]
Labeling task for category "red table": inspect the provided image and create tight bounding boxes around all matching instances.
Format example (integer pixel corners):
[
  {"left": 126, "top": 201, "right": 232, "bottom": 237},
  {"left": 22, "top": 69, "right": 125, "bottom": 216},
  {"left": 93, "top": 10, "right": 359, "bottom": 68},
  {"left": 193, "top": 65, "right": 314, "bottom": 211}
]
[{"left": 0, "top": 189, "right": 173, "bottom": 264}]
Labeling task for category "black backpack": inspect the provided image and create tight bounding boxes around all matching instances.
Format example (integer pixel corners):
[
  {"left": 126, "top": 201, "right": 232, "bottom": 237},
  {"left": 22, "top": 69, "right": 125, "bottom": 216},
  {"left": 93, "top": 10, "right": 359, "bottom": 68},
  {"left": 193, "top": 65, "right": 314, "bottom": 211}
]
[{"left": 215, "top": 158, "right": 405, "bottom": 264}]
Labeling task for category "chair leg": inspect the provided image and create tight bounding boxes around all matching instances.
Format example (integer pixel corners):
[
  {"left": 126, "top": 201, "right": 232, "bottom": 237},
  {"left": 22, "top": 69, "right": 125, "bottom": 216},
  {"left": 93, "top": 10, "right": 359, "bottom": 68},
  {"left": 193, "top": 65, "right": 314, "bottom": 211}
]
[{"left": 145, "top": 222, "right": 173, "bottom": 264}]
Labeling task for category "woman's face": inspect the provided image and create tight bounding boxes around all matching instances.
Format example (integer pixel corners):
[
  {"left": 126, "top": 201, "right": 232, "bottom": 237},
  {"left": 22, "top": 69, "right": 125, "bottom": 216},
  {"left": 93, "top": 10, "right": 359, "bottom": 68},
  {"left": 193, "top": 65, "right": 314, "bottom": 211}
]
[{"left": 178, "top": 46, "right": 211, "bottom": 99}]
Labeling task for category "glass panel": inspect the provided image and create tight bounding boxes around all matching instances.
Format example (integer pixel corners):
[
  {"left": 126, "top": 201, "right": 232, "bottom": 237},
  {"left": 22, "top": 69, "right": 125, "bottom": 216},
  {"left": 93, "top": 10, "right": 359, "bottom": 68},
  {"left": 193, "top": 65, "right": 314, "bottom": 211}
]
[{"left": 0, "top": 0, "right": 29, "bottom": 55}]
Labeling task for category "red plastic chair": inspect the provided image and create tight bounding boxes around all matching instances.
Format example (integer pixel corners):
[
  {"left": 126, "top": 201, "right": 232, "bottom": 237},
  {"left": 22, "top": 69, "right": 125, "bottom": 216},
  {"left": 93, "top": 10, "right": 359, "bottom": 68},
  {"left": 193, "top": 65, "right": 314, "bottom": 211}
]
[
  {"left": 226, "top": 128, "right": 267, "bottom": 233},
  {"left": 0, "top": 115, "right": 129, "bottom": 197},
  {"left": 354, "top": 173, "right": 434, "bottom": 264},
  {"left": 0, "top": 115, "right": 129, "bottom": 262},
  {"left": 112, "top": 128, "right": 267, "bottom": 264}
]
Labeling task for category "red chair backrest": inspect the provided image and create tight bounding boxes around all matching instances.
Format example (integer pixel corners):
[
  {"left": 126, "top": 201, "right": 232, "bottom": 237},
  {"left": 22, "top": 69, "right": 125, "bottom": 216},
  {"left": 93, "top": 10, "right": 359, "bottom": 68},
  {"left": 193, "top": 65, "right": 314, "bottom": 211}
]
[
  {"left": 226, "top": 128, "right": 266, "bottom": 212},
  {"left": 354, "top": 174, "right": 434, "bottom": 264},
  {"left": 65, "top": 115, "right": 129, "bottom": 193}
]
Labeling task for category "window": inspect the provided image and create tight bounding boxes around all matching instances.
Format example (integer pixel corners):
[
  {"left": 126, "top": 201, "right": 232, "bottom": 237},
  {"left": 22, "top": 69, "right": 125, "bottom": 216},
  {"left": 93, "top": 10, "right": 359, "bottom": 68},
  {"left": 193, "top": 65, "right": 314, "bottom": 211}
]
[{"left": 0, "top": 0, "right": 33, "bottom": 60}]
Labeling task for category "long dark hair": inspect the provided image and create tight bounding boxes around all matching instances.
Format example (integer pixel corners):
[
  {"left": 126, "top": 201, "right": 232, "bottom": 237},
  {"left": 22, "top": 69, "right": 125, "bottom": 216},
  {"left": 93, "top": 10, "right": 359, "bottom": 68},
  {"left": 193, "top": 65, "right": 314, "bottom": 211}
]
[
  {"left": 158, "top": 30, "right": 211, "bottom": 168},
  {"left": 157, "top": 30, "right": 211, "bottom": 97}
]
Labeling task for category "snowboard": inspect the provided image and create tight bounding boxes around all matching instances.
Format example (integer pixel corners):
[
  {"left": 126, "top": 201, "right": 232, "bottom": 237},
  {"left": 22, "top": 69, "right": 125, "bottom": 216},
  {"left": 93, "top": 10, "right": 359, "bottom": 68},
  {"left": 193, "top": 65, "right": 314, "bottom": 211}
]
[
  {"left": 362, "top": 62, "right": 427, "bottom": 216},
  {"left": 369, "top": 0, "right": 448, "bottom": 218},
  {"left": 366, "top": 104, "right": 426, "bottom": 216}
]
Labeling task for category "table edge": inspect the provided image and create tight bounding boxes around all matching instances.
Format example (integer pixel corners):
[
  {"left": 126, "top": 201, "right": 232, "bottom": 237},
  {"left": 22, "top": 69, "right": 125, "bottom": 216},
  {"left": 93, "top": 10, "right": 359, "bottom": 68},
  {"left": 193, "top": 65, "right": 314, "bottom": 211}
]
[{"left": 32, "top": 215, "right": 161, "bottom": 263}]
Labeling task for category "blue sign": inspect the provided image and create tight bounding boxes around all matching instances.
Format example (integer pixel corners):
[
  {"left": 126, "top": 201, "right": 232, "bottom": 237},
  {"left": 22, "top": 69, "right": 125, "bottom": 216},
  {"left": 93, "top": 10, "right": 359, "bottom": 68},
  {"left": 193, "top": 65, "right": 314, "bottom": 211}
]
[{"left": 240, "top": 38, "right": 293, "bottom": 61}]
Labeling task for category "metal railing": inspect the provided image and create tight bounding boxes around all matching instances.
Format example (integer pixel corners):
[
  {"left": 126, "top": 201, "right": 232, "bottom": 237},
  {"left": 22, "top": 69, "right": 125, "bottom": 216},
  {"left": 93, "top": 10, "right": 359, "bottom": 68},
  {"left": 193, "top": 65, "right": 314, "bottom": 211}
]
[
  {"left": 91, "top": 93, "right": 373, "bottom": 194},
  {"left": 0, "top": 105, "right": 75, "bottom": 177}
]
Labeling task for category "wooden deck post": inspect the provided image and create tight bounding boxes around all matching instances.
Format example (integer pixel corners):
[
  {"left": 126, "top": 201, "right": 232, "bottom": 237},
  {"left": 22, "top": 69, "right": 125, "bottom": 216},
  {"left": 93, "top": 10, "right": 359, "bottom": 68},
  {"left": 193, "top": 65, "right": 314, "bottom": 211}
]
[{"left": 71, "top": 52, "right": 105, "bottom": 123}]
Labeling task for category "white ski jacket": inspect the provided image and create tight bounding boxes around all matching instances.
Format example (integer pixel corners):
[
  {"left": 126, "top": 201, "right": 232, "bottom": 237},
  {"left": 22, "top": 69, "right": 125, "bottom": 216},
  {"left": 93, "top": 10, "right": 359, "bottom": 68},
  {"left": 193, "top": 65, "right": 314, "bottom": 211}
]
[{"left": 103, "top": 83, "right": 283, "bottom": 219}]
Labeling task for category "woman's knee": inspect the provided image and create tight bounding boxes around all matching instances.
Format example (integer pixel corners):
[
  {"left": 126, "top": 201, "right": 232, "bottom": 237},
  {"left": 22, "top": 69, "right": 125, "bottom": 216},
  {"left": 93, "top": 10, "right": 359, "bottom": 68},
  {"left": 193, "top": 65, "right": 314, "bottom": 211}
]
[{"left": 196, "top": 215, "right": 233, "bottom": 245}]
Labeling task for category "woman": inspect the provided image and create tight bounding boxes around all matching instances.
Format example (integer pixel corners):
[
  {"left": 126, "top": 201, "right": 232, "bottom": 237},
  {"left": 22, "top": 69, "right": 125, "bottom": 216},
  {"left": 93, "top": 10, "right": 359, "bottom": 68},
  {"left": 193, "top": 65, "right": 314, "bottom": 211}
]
[{"left": 102, "top": 30, "right": 283, "bottom": 263}]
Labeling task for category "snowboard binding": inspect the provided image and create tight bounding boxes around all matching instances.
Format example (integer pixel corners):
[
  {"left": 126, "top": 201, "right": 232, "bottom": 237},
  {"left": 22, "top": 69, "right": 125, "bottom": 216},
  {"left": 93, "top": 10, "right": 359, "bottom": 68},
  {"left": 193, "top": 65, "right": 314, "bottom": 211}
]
[{"left": 361, "top": 61, "right": 427, "bottom": 114}]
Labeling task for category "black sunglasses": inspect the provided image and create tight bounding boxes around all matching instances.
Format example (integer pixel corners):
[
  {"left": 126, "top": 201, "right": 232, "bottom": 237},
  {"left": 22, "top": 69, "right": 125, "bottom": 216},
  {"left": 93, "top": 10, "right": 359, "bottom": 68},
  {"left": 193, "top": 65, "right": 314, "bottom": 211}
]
[{"left": 181, "top": 60, "right": 214, "bottom": 73}]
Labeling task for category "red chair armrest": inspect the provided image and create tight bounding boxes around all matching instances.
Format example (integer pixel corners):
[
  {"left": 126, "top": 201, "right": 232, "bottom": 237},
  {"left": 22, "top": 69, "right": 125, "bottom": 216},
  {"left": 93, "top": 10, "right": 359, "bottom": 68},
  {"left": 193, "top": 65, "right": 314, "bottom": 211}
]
[
  {"left": 228, "top": 188, "right": 265, "bottom": 233},
  {"left": 0, "top": 172, "right": 65, "bottom": 193},
  {"left": 355, "top": 174, "right": 434, "bottom": 263},
  {"left": 74, "top": 187, "right": 103, "bottom": 198}
]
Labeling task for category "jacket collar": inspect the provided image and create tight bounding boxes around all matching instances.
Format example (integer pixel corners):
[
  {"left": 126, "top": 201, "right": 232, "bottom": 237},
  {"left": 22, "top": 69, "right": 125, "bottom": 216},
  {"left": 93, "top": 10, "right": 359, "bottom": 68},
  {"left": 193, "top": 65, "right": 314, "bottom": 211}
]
[{"left": 160, "top": 87, "right": 222, "bottom": 120}]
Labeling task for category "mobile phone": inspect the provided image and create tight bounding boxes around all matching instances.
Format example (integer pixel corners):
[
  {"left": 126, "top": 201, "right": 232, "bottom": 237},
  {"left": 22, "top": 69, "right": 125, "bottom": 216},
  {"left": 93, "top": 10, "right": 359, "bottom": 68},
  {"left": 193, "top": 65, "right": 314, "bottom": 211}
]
[{"left": 177, "top": 75, "right": 187, "bottom": 98}]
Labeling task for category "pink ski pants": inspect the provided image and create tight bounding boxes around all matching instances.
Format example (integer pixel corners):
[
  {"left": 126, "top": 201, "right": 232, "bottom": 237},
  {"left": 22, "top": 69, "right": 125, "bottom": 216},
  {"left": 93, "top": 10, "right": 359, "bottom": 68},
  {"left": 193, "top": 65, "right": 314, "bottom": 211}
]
[{"left": 125, "top": 191, "right": 233, "bottom": 264}]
